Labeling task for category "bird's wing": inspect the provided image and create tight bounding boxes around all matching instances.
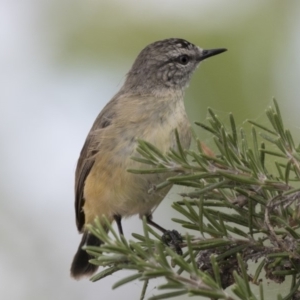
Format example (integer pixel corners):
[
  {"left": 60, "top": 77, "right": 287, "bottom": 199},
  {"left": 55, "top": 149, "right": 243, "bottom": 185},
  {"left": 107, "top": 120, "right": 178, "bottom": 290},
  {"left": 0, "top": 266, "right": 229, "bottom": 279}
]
[{"left": 74, "top": 97, "right": 118, "bottom": 231}]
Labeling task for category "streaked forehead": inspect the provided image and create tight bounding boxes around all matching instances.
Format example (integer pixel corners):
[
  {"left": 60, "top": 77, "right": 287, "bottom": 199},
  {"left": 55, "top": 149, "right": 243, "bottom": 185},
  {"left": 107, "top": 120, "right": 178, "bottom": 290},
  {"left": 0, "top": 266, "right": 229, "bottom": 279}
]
[
  {"left": 153, "top": 38, "right": 196, "bottom": 50},
  {"left": 173, "top": 39, "right": 195, "bottom": 49},
  {"left": 134, "top": 38, "right": 201, "bottom": 64},
  {"left": 144, "top": 39, "right": 199, "bottom": 58}
]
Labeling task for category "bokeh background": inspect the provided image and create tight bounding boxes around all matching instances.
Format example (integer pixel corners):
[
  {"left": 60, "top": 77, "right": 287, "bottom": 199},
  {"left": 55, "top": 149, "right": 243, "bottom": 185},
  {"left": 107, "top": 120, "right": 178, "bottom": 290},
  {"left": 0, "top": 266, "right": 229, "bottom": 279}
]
[{"left": 1, "top": 1, "right": 300, "bottom": 299}]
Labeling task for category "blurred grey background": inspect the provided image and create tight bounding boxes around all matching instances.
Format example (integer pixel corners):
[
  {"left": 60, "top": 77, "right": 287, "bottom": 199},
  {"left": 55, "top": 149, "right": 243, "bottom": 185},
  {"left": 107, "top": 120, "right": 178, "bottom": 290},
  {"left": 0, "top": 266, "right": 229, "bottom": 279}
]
[{"left": 1, "top": 1, "right": 300, "bottom": 299}]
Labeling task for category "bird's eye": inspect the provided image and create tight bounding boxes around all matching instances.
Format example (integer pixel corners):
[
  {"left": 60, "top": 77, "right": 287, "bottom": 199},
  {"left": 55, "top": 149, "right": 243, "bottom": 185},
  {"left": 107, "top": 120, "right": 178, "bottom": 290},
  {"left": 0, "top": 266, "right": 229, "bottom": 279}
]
[{"left": 177, "top": 55, "right": 190, "bottom": 65}]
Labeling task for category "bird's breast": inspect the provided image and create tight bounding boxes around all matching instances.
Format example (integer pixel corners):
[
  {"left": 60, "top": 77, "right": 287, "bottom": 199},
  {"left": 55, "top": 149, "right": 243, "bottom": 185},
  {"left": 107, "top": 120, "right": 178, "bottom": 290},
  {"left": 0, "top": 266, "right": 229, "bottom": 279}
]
[{"left": 84, "top": 98, "right": 191, "bottom": 220}]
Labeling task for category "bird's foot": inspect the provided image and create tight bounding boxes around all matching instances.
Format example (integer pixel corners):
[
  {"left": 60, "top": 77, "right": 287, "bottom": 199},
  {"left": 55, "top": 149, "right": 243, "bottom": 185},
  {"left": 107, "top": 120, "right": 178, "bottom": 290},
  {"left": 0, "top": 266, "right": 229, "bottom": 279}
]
[{"left": 161, "top": 230, "right": 183, "bottom": 255}]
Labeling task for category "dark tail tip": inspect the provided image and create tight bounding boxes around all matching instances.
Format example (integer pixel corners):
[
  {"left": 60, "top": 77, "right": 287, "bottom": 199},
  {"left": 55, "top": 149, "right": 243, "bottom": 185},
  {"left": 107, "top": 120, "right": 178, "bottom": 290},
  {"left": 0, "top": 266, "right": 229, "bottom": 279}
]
[{"left": 70, "top": 232, "right": 102, "bottom": 279}]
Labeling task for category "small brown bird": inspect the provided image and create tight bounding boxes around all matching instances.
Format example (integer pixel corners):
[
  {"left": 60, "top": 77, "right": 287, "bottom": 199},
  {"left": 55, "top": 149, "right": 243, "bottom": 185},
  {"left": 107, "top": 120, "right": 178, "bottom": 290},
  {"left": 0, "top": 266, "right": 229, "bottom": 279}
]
[{"left": 70, "top": 38, "right": 226, "bottom": 279}]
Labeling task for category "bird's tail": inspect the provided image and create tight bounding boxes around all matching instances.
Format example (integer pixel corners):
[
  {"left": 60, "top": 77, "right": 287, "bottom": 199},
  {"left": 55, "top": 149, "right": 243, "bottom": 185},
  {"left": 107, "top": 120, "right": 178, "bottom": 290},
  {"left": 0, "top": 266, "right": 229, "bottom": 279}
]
[{"left": 70, "top": 230, "right": 105, "bottom": 279}]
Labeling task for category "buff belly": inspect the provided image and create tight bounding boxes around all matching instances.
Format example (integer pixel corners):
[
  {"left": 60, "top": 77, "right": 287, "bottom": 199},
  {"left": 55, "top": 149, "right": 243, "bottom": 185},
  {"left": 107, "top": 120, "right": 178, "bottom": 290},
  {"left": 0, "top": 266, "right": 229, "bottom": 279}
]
[{"left": 83, "top": 108, "right": 191, "bottom": 225}]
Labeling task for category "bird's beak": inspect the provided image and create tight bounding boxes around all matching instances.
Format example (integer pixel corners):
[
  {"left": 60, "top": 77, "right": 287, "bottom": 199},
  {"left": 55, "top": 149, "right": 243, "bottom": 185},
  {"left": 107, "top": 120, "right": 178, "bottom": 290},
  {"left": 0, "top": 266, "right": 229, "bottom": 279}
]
[{"left": 198, "top": 48, "right": 227, "bottom": 61}]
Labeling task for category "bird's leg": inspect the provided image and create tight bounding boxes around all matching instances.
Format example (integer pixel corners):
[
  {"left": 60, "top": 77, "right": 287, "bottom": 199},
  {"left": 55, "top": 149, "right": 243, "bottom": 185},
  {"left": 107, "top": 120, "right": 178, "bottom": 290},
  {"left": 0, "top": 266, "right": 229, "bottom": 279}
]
[
  {"left": 145, "top": 214, "right": 167, "bottom": 233},
  {"left": 114, "top": 214, "right": 124, "bottom": 236},
  {"left": 145, "top": 214, "right": 183, "bottom": 255}
]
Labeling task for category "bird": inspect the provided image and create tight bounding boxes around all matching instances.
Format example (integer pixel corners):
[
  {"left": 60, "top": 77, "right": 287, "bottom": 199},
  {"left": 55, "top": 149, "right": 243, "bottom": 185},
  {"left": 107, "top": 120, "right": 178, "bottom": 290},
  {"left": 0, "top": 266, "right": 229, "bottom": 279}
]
[{"left": 70, "top": 38, "right": 227, "bottom": 279}]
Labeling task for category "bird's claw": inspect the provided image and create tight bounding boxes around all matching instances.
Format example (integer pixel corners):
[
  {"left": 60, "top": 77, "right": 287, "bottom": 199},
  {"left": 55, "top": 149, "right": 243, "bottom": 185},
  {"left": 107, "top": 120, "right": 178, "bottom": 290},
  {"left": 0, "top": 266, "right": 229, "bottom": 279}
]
[{"left": 161, "top": 230, "right": 183, "bottom": 255}]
